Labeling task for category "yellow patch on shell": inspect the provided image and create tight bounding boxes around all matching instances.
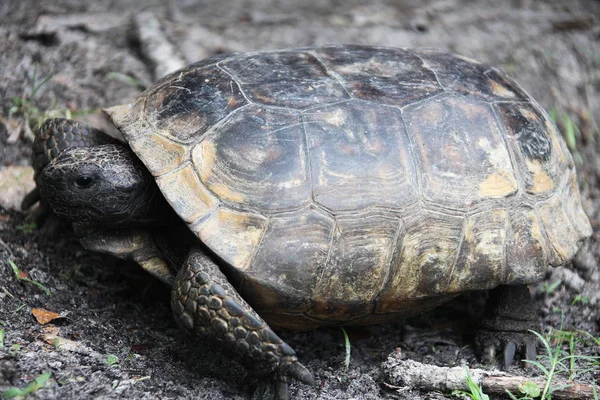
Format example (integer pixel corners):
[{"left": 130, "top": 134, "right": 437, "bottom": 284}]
[
  {"left": 193, "top": 140, "right": 245, "bottom": 203},
  {"left": 196, "top": 207, "right": 267, "bottom": 270},
  {"left": 489, "top": 79, "right": 515, "bottom": 98},
  {"left": 527, "top": 160, "right": 554, "bottom": 193},
  {"left": 476, "top": 137, "right": 517, "bottom": 197},
  {"left": 156, "top": 164, "right": 217, "bottom": 223},
  {"left": 479, "top": 171, "right": 517, "bottom": 197},
  {"left": 520, "top": 108, "right": 539, "bottom": 122},
  {"left": 194, "top": 140, "right": 216, "bottom": 182},
  {"left": 209, "top": 182, "right": 245, "bottom": 203},
  {"left": 129, "top": 132, "right": 189, "bottom": 176}
]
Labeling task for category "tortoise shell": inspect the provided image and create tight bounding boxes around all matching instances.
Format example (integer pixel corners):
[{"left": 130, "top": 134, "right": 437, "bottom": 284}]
[{"left": 106, "top": 45, "right": 591, "bottom": 330}]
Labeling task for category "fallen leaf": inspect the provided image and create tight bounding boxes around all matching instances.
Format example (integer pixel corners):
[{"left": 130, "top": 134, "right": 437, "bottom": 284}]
[{"left": 32, "top": 308, "right": 61, "bottom": 325}]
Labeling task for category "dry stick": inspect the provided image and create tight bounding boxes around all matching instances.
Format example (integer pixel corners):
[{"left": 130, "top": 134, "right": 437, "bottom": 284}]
[
  {"left": 384, "top": 358, "right": 598, "bottom": 400},
  {"left": 133, "top": 11, "right": 185, "bottom": 80}
]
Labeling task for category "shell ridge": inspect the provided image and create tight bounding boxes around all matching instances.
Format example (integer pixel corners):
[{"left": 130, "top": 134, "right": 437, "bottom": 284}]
[
  {"left": 398, "top": 108, "right": 424, "bottom": 203},
  {"left": 300, "top": 114, "right": 316, "bottom": 205},
  {"left": 488, "top": 102, "right": 524, "bottom": 197},
  {"left": 405, "top": 49, "right": 447, "bottom": 92},
  {"left": 443, "top": 216, "right": 469, "bottom": 292},
  {"left": 216, "top": 62, "right": 254, "bottom": 105},
  {"left": 314, "top": 218, "right": 338, "bottom": 290},
  {"left": 306, "top": 50, "right": 355, "bottom": 99},
  {"left": 375, "top": 217, "right": 406, "bottom": 309},
  {"left": 533, "top": 167, "right": 579, "bottom": 267}
]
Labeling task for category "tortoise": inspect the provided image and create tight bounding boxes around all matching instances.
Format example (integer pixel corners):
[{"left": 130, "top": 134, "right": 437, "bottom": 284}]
[{"left": 28, "top": 45, "right": 591, "bottom": 398}]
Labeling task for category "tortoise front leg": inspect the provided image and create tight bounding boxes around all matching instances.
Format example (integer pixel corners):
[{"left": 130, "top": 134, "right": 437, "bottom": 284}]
[
  {"left": 74, "top": 224, "right": 175, "bottom": 285},
  {"left": 172, "top": 249, "right": 315, "bottom": 399}
]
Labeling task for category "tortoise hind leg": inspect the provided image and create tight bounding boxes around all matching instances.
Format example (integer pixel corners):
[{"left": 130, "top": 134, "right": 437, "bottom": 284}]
[
  {"left": 475, "top": 285, "right": 538, "bottom": 369},
  {"left": 172, "top": 249, "right": 314, "bottom": 399}
]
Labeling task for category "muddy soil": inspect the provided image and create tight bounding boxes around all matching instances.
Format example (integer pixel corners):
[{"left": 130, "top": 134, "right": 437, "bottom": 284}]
[{"left": 1, "top": 0, "right": 599, "bottom": 399}]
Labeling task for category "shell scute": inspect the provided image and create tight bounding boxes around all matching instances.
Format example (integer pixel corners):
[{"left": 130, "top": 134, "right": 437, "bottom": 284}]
[
  {"left": 241, "top": 208, "right": 334, "bottom": 314},
  {"left": 155, "top": 164, "right": 217, "bottom": 224},
  {"left": 449, "top": 209, "right": 507, "bottom": 292},
  {"left": 378, "top": 210, "right": 464, "bottom": 313},
  {"left": 505, "top": 206, "right": 547, "bottom": 284},
  {"left": 313, "top": 45, "right": 443, "bottom": 106},
  {"left": 145, "top": 65, "right": 248, "bottom": 142},
  {"left": 192, "top": 105, "right": 311, "bottom": 212},
  {"left": 219, "top": 51, "right": 350, "bottom": 109},
  {"left": 310, "top": 212, "right": 401, "bottom": 320},
  {"left": 414, "top": 49, "right": 530, "bottom": 102},
  {"left": 404, "top": 95, "right": 517, "bottom": 209},
  {"left": 195, "top": 207, "right": 267, "bottom": 271},
  {"left": 495, "top": 102, "right": 568, "bottom": 196},
  {"left": 303, "top": 101, "right": 418, "bottom": 211}
]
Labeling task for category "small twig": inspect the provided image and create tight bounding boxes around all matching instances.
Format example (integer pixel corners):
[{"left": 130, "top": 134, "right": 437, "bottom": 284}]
[
  {"left": 133, "top": 11, "right": 185, "bottom": 80},
  {"left": 384, "top": 358, "right": 598, "bottom": 400}
]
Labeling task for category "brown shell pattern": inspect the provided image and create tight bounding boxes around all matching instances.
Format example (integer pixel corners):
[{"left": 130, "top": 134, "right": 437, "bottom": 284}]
[{"left": 106, "top": 45, "right": 591, "bottom": 329}]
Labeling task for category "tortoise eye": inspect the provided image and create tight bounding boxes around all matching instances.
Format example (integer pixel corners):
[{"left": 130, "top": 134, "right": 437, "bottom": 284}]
[{"left": 74, "top": 176, "right": 95, "bottom": 189}]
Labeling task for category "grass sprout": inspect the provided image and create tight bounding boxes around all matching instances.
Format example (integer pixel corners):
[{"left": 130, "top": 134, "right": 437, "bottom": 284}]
[
  {"left": 512, "top": 328, "right": 600, "bottom": 400},
  {"left": 9, "top": 64, "right": 58, "bottom": 135},
  {"left": 2, "top": 372, "right": 52, "bottom": 399},
  {"left": 451, "top": 366, "right": 489, "bottom": 400},
  {"left": 9, "top": 64, "right": 96, "bottom": 138},
  {"left": 341, "top": 327, "right": 351, "bottom": 372},
  {"left": 8, "top": 260, "right": 51, "bottom": 295}
]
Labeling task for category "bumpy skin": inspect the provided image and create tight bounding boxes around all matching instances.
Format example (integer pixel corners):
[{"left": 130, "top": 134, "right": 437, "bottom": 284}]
[
  {"left": 22, "top": 118, "right": 121, "bottom": 212},
  {"left": 32, "top": 118, "right": 120, "bottom": 181},
  {"left": 172, "top": 249, "right": 314, "bottom": 395}
]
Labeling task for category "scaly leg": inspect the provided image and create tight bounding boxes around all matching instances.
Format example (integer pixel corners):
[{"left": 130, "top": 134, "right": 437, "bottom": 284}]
[
  {"left": 74, "top": 224, "right": 175, "bottom": 286},
  {"left": 172, "top": 249, "right": 315, "bottom": 399},
  {"left": 475, "top": 285, "right": 539, "bottom": 369}
]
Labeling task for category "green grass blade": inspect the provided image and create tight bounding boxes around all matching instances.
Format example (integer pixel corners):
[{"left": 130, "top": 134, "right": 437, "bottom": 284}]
[{"left": 341, "top": 327, "right": 351, "bottom": 372}]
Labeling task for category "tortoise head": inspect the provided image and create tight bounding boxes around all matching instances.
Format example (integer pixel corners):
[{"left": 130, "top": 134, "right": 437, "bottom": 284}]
[{"left": 34, "top": 118, "right": 158, "bottom": 225}]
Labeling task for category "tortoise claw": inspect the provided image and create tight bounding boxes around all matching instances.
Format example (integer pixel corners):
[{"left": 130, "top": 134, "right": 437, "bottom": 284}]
[
  {"left": 524, "top": 338, "right": 537, "bottom": 368},
  {"left": 252, "top": 378, "right": 292, "bottom": 400},
  {"left": 481, "top": 343, "right": 496, "bottom": 365},
  {"left": 275, "top": 380, "right": 289, "bottom": 400},
  {"left": 503, "top": 340, "right": 517, "bottom": 369},
  {"left": 476, "top": 330, "right": 539, "bottom": 369},
  {"left": 288, "top": 361, "right": 315, "bottom": 386}
]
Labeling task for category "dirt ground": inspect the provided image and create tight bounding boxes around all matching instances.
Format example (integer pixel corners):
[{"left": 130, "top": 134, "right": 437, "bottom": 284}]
[{"left": 1, "top": 0, "right": 599, "bottom": 399}]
